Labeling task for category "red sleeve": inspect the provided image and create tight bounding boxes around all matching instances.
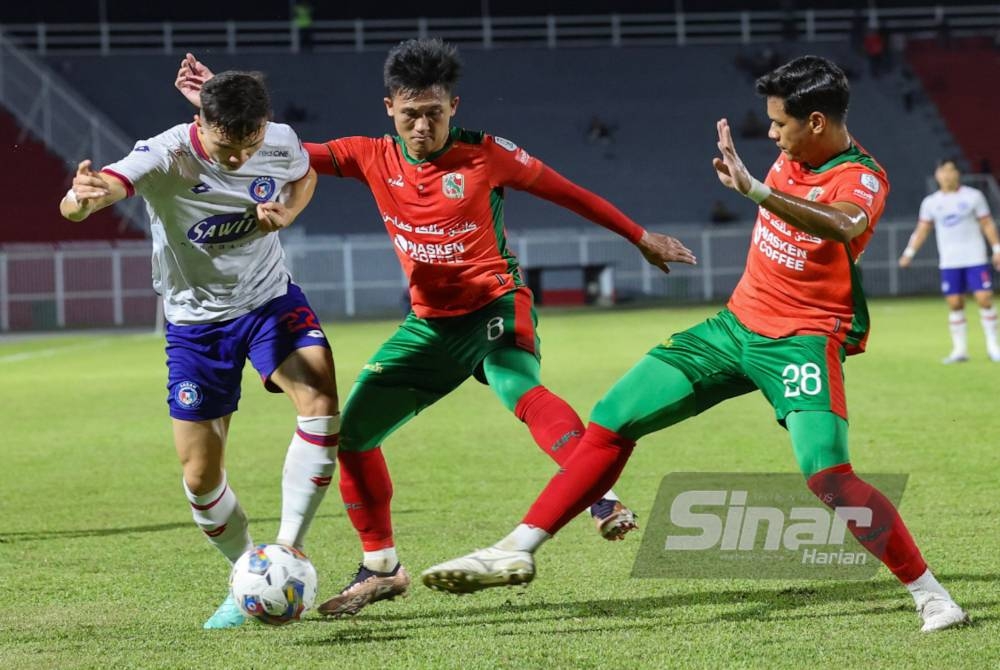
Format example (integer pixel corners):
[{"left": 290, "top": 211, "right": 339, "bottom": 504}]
[
  {"left": 484, "top": 135, "right": 544, "bottom": 189},
  {"left": 304, "top": 136, "right": 374, "bottom": 180},
  {"left": 521, "top": 165, "right": 646, "bottom": 244},
  {"left": 828, "top": 166, "right": 889, "bottom": 231}
]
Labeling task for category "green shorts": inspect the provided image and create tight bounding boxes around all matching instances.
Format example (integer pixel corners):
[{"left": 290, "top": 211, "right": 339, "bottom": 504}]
[
  {"left": 647, "top": 308, "right": 848, "bottom": 422},
  {"left": 355, "top": 286, "right": 541, "bottom": 395}
]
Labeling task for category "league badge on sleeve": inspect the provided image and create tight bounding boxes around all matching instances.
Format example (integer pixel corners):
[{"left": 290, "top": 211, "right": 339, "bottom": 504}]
[
  {"left": 859, "top": 173, "right": 880, "bottom": 193},
  {"left": 249, "top": 176, "right": 277, "bottom": 202},
  {"left": 493, "top": 136, "right": 518, "bottom": 152}
]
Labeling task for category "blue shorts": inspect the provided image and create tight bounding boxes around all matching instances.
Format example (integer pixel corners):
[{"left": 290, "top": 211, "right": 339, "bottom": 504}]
[
  {"left": 940, "top": 264, "right": 994, "bottom": 295},
  {"left": 165, "top": 283, "right": 330, "bottom": 421}
]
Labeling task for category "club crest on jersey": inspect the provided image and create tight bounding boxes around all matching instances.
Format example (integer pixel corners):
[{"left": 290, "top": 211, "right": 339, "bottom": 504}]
[
  {"left": 176, "top": 381, "right": 203, "bottom": 409},
  {"left": 806, "top": 187, "right": 824, "bottom": 201},
  {"left": 442, "top": 172, "right": 465, "bottom": 199},
  {"left": 249, "top": 176, "right": 276, "bottom": 202},
  {"left": 188, "top": 212, "right": 258, "bottom": 244}
]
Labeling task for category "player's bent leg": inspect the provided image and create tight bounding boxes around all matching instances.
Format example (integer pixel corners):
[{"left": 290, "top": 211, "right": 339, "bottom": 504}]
[
  {"left": 423, "top": 358, "right": 698, "bottom": 594},
  {"left": 318, "top": 382, "right": 438, "bottom": 616},
  {"left": 174, "top": 416, "right": 252, "bottom": 629},
  {"left": 483, "top": 348, "right": 637, "bottom": 540},
  {"left": 268, "top": 345, "right": 340, "bottom": 550},
  {"left": 787, "top": 411, "right": 969, "bottom": 632}
]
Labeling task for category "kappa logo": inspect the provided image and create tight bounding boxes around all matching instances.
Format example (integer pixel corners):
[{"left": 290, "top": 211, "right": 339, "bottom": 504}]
[
  {"left": 442, "top": 172, "right": 465, "bottom": 199},
  {"left": 248, "top": 176, "right": 276, "bottom": 203},
  {"left": 859, "top": 173, "right": 880, "bottom": 193}
]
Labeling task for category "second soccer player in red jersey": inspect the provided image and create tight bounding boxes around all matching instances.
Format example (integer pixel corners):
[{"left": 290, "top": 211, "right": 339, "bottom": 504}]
[
  {"left": 175, "top": 40, "right": 696, "bottom": 617},
  {"left": 423, "top": 55, "right": 970, "bottom": 633}
]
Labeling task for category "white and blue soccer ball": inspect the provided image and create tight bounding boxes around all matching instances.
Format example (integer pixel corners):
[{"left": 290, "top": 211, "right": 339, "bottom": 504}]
[{"left": 230, "top": 544, "right": 318, "bottom": 626}]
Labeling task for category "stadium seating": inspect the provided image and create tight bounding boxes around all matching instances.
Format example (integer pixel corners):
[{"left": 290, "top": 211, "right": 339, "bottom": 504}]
[
  {"left": 906, "top": 37, "right": 1000, "bottom": 180},
  {"left": 42, "top": 42, "right": 955, "bottom": 235},
  {"left": 1, "top": 109, "right": 141, "bottom": 243}
]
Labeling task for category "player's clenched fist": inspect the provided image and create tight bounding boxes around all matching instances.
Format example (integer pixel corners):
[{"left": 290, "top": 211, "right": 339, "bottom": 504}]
[{"left": 256, "top": 201, "right": 293, "bottom": 233}]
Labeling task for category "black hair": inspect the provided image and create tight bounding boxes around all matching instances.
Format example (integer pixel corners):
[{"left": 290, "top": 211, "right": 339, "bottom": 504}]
[
  {"left": 383, "top": 38, "right": 462, "bottom": 96},
  {"left": 755, "top": 55, "right": 850, "bottom": 123},
  {"left": 199, "top": 71, "right": 270, "bottom": 142},
  {"left": 937, "top": 157, "right": 961, "bottom": 170}
]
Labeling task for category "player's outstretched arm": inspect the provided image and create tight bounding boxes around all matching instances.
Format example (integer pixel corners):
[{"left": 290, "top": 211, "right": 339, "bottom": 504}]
[
  {"left": 522, "top": 166, "right": 696, "bottom": 273},
  {"left": 59, "top": 160, "right": 128, "bottom": 222},
  {"left": 256, "top": 167, "right": 318, "bottom": 233},
  {"left": 175, "top": 52, "right": 214, "bottom": 109},
  {"left": 977, "top": 215, "right": 1000, "bottom": 270},
  {"left": 899, "top": 220, "right": 932, "bottom": 268},
  {"left": 712, "top": 117, "right": 867, "bottom": 243}
]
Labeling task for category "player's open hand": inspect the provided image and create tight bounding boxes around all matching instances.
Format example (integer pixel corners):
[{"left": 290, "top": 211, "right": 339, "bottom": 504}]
[
  {"left": 712, "top": 118, "right": 753, "bottom": 195},
  {"left": 256, "top": 201, "right": 293, "bottom": 233},
  {"left": 70, "top": 160, "right": 109, "bottom": 210},
  {"left": 637, "top": 230, "right": 697, "bottom": 274},
  {"left": 175, "top": 53, "right": 214, "bottom": 109}
]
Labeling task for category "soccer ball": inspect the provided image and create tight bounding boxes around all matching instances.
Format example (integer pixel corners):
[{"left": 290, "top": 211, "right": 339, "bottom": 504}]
[{"left": 230, "top": 544, "right": 318, "bottom": 626}]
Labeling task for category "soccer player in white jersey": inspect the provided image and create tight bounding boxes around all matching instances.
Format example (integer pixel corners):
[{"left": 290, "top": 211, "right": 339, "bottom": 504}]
[
  {"left": 899, "top": 159, "right": 1000, "bottom": 362},
  {"left": 59, "top": 71, "right": 340, "bottom": 629}
]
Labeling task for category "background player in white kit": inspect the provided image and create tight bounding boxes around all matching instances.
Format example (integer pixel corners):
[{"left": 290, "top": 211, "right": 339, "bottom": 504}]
[
  {"left": 899, "top": 159, "right": 1000, "bottom": 362},
  {"left": 59, "top": 71, "right": 340, "bottom": 629}
]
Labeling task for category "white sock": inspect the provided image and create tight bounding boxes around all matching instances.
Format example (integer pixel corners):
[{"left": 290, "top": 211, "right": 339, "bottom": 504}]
[
  {"left": 905, "top": 568, "right": 952, "bottom": 606},
  {"left": 948, "top": 309, "right": 967, "bottom": 355},
  {"left": 495, "top": 523, "right": 551, "bottom": 553},
  {"left": 183, "top": 472, "right": 252, "bottom": 563},
  {"left": 362, "top": 547, "right": 399, "bottom": 573},
  {"left": 600, "top": 489, "right": 620, "bottom": 502},
  {"left": 980, "top": 306, "right": 999, "bottom": 352},
  {"left": 277, "top": 414, "right": 340, "bottom": 549}
]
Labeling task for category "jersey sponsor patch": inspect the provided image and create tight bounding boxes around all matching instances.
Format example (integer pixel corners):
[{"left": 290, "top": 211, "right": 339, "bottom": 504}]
[
  {"left": 806, "top": 186, "right": 824, "bottom": 201},
  {"left": 176, "top": 381, "right": 203, "bottom": 409},
  {"left": 859, "top": 172, "right": 880, "bottom": 193},
  {"left": 493, "top": 136, "right": 518, "bottom": 152},
  {"left": 441, "top": 172, "right": 465, "bottom": 199},
  {"left": 249, "top": 176, "right": 276, "bottom": 202},
  {"left": 188, "top": 212, "right": 258, "bottom": 244},
  {"left": 852, "top": 188, "right": 874, "bottom": 208}
]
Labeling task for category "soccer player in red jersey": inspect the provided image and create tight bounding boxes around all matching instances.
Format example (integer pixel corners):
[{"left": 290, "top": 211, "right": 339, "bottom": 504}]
[
  {"left": 423, "top": 56, "right": 970, "bottom": 633},
  {"left": 175, "top": 40, "right": 696, "bottom": 616}
]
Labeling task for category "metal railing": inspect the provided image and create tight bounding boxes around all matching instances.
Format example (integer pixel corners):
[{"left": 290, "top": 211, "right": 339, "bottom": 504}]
[
  {"left": 0, "top": 33, "right": 145, "bottom": 232},
  {"left": 0, "top": 219, "right": 957, "bottom": 332},
  {"left": 0, "top": 6, "right": 997, "bottom": 55}
]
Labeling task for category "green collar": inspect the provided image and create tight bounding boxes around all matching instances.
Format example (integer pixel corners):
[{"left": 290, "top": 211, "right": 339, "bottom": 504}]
[
  {"left": 394, "top": 127, "right": 458, "bottom": 165},
  {"left": 807, "top": 142, "right": 881, "bottom": 173}
]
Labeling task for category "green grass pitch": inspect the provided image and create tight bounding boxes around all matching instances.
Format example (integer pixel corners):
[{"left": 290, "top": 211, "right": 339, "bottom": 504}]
[{"left": 1, "top": 297, "right": 996, "bottom": 669}]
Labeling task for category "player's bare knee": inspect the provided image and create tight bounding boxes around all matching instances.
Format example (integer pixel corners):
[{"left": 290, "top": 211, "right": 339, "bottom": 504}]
[
  {"left": 182, "top": 465, "right": 224, "bottom": 496},
  {"left": 292, "top": 384, "right": 339, "bottom": 417}
]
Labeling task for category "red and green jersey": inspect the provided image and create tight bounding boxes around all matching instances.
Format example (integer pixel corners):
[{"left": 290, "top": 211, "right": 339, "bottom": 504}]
[
  {"left": 727, "top": 143, "right": 889, "bottom": 354},
  {"left": 306, "top": 128, "right": 545, "bottom": 318}
]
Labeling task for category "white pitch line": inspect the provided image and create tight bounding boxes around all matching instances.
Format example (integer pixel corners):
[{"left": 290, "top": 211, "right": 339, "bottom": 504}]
[{"left": 0, "top": 338, "right": 116, "bottom": 364}]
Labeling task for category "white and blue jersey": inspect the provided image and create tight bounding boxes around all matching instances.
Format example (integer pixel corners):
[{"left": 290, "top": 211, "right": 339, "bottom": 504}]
[
  {"left": 101, "top": 122, "right": 310, "bottom": 324},
  {"left": 918, "top": 186, "right": 992, "bottom": 270}
]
